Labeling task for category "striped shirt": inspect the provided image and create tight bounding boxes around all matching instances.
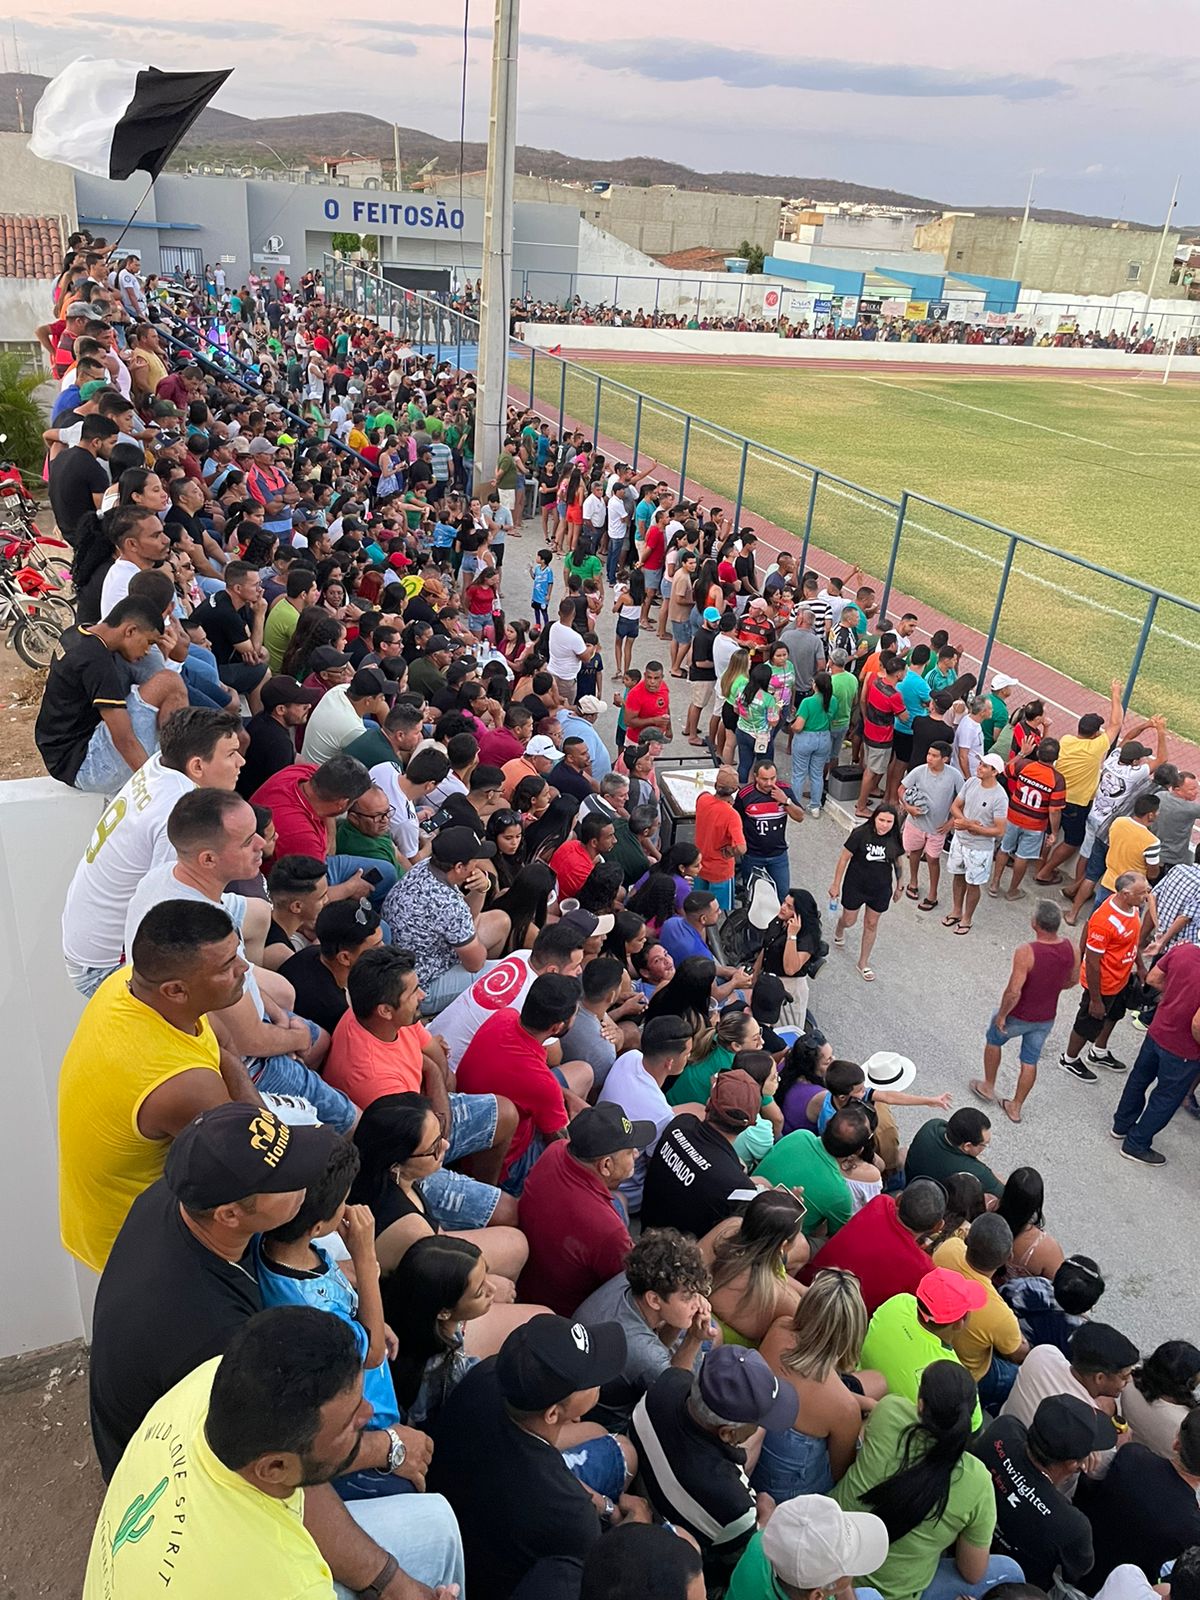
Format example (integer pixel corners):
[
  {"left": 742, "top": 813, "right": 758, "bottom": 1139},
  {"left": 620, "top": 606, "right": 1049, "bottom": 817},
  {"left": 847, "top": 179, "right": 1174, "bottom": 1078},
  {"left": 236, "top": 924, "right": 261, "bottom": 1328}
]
[
  {"left": 862, "top": 677, "right": 905, "bottom": 747},
  {"left": 1150, "top": 864, "right": 1200, "bottom": 951},
  {"left": 428, "top": 440, "right": 453, "bottom": 481},
  {"left": 1004, "top": 757, "right": 1066, "bottom": 832}
]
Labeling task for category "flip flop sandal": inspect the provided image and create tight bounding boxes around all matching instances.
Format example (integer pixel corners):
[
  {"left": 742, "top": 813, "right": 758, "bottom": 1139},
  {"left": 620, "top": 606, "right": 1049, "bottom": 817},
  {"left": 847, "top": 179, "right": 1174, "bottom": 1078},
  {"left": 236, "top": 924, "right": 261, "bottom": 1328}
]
[
  {"left": 859, "top": 966, "right": 876, "bottom": 981},
  {"left": 999, "top": 1098, "right": 1022, "bottom": 1124},
  {"left": 833, "top": 933, "right": 845, "bottom": 948},
  {"left": 969, "top": 1080, "right": 995, "bottom": 1103},
  {"left": 1034, "top": 871, "right": 1063, "bottom": 886},
  {"left": 955, "top": 922, "right": 973, "bottom": 935},
  {"left": 1005, "top": 890, "right": 1024, "bottom": 902},
  {"left": 904, "top": 886, "right": 920, "bottom": 901},
  {"left": 918, "top": 899, "right": 938, "bottom": 912},
  {"left": 941, "top": 915, "right": 960, "bottom": 928},
  {"left": 987, "top": 886, "right": 1001, "bottom": 898}
]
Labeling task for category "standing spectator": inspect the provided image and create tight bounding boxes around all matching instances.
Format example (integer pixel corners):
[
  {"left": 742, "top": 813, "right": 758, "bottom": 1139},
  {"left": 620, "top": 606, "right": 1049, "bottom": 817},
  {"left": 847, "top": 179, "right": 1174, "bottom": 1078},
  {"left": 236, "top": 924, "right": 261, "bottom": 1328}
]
[
  {"left": 972, "top": 901, "right": 1076, "bottom": 1122},
  {"left": 945, "top": 753, "right": 1009, "bottom": 933},
  {"left": 989, "top": 739, "right": 1067, "bottom": 902},
  {"left": 1059, "top": 871, "right": 1150, "bottom": 1083},
  {"left": 735, "top": 759, "right": 806, "bottom": 904},
  {"left": 684, "top": 606, "right": 722, "bottom": 746},
  {"left": 854, "top": 654, "right": 906, "bottom": 818},
  {"left": 952, "top": 695, "right": 990, "bottom": 779},
  {"left": 694, "top": 766, "right": 746, "bottom": 912},
  {"left": 1151, "top": 769, "right": 1200, "bottom": 870},
  {"left": 900, "top": 742, "right": 964, "bottom": 911},
  {"left": 791, "top": 670, "right": 836, "bottom": 816},
  {"left": 829, "top": 806, "right": 905, "bottom": 983},
  {"left": 1111, "top": 936, "right": 1200, "bottom": 1164},
  {"left": 1034, "top": 690, "right": 1124, "bottom": 886}
]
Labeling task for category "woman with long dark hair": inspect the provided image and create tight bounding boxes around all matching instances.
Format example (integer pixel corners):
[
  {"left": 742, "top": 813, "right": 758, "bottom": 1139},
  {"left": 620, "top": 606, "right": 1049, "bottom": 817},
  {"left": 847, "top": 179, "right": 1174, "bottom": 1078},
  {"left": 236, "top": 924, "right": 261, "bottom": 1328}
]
[
  {"left": 930, "top": 1173, "right": 986, "bottom": 1252},
  {"left": 643, "top": 953, "right": 718, "bottom": 1038},
  {"left": 1123, "top": 1340, "right": 1200, "bottom": 1459},
  {"left": 830, "top": 804, "right": 905, "bottom": 982},
  {"left": 757, "top": 886, "right": 824, "bottom": 1019},
  {"left": 524, "top": 793, "right": 580, "bottom": 861},
  {"left": 485, "top": 808, "right": 527, "bottom": 893},
  {"left": 995, "top": 1167, "right": 1063, "bottom": 1282},
  {"left": 665, "top": 1005, "right": 763, "bottom": 1106},
  {"left": 602, "top": 909, "right": 648, "bottom": 977},
  {"left": 490, "top": 861, "right": 554, "bottom": 953},
  {"left": 778, "top": 1029, "right": 833, "bottom": 1135},
  {"left": 734, "top": 660, "right": 781, "bottom": 783},
  {"left": 281, "top": 607, "right": 346, "bottom": 680},
  {"left": 792, "top": 668, "right": 836, "bottom": 814},
  {"left": 833, "top": 1361, "right": 1014, "bottom": 1600}
]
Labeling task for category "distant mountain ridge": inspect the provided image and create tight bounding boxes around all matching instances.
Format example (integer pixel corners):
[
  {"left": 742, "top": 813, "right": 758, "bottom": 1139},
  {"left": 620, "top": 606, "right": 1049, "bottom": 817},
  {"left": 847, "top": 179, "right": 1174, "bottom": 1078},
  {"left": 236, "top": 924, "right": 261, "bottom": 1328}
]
[{"left": 0, "top": 71, "right": 1179, "bottom": 233}]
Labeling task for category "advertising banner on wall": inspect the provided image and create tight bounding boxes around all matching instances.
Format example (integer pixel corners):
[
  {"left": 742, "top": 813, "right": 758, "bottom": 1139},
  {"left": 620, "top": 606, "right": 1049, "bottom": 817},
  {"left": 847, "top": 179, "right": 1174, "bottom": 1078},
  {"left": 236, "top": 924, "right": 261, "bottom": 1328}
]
[
  {"left": 762, "top": 286, "right": 782, "bottom": 318},
  {"left": 781, "top": 289, "right": 823, "bottom": 322},
  {"left": 859, "top": 297, "right": 883, "bottom": 317},
  {"left": 926, "top": 301, "right": 949, "bottom": 321},
  {"left": 904, "top": 300, "right": 929, "bottom": 321},
  {"left": 881, "top": 297, "right": 907, "bottom": 317}
]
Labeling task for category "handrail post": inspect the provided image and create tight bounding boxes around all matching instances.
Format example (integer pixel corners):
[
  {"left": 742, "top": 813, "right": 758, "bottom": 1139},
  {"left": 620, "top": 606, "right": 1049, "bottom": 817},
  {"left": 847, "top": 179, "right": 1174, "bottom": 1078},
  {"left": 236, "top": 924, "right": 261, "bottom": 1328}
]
[
  {"left": 679, "top": 416, "right": 691, "bottom": 497},
  {"left": 633, "top": 395, "right": 643, "bottom": 468},
  {"left": 528, "top": 347, "right": 536, "bottom": 408},
  {"left": 557, "top": 361, "right": 567, "bottom": 436},
  {"left": 1123, "top": 594, "right": 1160, "bottom": 712},
  {"left": 979, "top": 535, "right": 1017, "bottom": 683},
  {"left": 733, "top": 440, "right": 750, "bottom": 530},
  {"left": 879, "top": 491, "right": 908, "bottom": 617},
  {"left": 799, "top": 470, "right": 819, "bottom": 572},
  {"left": 593, "top": 375, "right": 602, "bottom": 449}
]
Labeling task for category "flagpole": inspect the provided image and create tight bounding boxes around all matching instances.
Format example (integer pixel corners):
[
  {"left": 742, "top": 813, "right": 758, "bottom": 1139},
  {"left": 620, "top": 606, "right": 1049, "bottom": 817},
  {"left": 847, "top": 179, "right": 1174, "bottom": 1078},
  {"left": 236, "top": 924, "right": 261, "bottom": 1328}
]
[{"left": 108, "top": 176, "right": 157, "bottom": 257}]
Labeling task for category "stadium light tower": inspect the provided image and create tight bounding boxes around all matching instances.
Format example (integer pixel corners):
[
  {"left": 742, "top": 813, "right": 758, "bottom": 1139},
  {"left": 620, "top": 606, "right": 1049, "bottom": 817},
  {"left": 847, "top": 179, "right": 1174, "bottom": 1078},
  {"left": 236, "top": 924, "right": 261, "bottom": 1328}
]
[
  {"left": 474, "top": 0, "right": 520, "bottom": 489},
  {"left": 1009, "top": 169, "right": 1042, "bottom": 282}
]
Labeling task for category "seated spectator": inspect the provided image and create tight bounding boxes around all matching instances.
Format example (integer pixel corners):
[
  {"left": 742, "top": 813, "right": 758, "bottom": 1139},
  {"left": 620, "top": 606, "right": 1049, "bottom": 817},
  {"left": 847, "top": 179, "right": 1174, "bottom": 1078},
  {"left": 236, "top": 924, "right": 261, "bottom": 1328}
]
[
  {"left": 350, "top": 1091, "right": 527, "bottom": 1283},
  {"left": 502, "top": 731, "right": 559, "bottom": 798},
  {"left": 631, "top": 1344, "right": 798, "bottom": 1582},
  {"left": 456, "top": 973, "right": 587, "bottom": 1194},
  {"left": 190, "top": 559, "right": 271, "bottom": 712},
  {"left": 262, "top": 853, "right": 328, "bottom": 968},
  {"left": 1001, "top": 1323, "right": 1140, "bottom": 1457},
  {"left": 61, "top": 704, "right": 244, "bottom": 998},
  {"left": 428, "top": 1314, "right": 643, "bottom": 1597},
  {"left": 666, "top": 1007, "right": 765, "bottom": 1107},
  {"left": 551, "top": 811, "right": 616, "bottom": 899},
  {"left": 372, "top": 745, "right": 450, "bottom": 866},
  {"left": 579, "top": 1522, "right": 705, "bottom": 1600},
  {"left": 255, "top": 1138, "right": 407, "bottom": 1500},
  {"left": 1122, "top": 1341, "right": 1200, "bottom": 1459},
  {"left": 1078, "top": 1409, "right": 1200, "bottom": 1588},
  {"left": 754, "top": 1107, "right": 874, "bottom": 1242},
  {"left": 250, "top": 753, "right": 387, "bottom": 902},
  {"left": 660, "top": 890, "right": 753, "bottom": 1001},
  {"left": 641, "top": 1070, "right": 762, "bottom": 1238},
  {"left": 995, "top": 1167, "right": 1064, "bottom": 1282},
  {"left": 518, "top": 1105, "right": 655, "bottom": 1314},
  {"left": 755, "top": 1268, "right": 875, "bottom": 1501},
  {"left": 559, "top": 955, "right": 625, "bottom": 1090},
  {"left": 237, "top": 675, "right": 320, "bottom": 798},
  {"left": 1001, "top": 1254, "right": 1107, "bottom": 1356},
  {"left": 346, "top": 698, "right": 424, "bottom": 771},
  {"left": 974, "top": 1396, "right": 1111, "bottom": 1592},
  {"left": 700, "top": 1189, "right": 808, "bottom": 1348},
  {"left": 832, "top": 1362, "right": 1020, "bottom": 1600},
  {"left": 382, "top": 826, "right": 511, "bottom": 1014},
  {"left": 436, "top": 918, "right": 588, "bottom": 1068},
  {"left": 35, "top": 595, "right": 187, "bottom": 793},
  {"left": 574, "top": 1229, "right": 715, "bottom": 1430},
  {"left": 277, "top": 898, "right": 383, "bottom": 1035},
  {"left": 725, "top": 1493, "right": 890, "bottom": 1600},
  {"left": 551, "top": 736, "right": 600, "bottom": 803},
  {"left": 798, "top": 1181, "right": 947, "bottom": 1312},
  {"left": 933, "top": 1214, "right": 1029, "bottom": 1410},
  {"left": 57, "top": 900, "right": 252, "bottom": 1275},
  {"left": 84, "top": 1306, "right": 463, "bottom": 1598},
  {"left": 860, "top": 1270, "right": 988, "bottom": 1429},
  {"left": 121, "top": 788, "right": 355, "bottom": 1133},
  {"left": 332, "top": 782, "right": 404, "bottom": 875},
  {"left": 300, "top": 665, "right": 394, "bottom": 765},
  {"left": 264, "top": 565, "right": 319, "bottom": 670},
  {"left": 905, "top": 1107, "right": 1005, "bottom": 1201},
  {"left": 599, "top": 1014, "right": 698, "bottom": 1212}
]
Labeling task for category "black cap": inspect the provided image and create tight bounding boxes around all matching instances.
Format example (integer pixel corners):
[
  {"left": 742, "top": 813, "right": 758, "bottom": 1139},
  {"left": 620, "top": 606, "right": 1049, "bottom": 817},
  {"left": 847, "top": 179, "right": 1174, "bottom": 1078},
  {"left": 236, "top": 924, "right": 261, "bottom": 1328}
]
[
  {"left": 431, "top": 826, "right": 496, "bottom": 866},
  {"left": 164, "top": 1104, "right": 344, "bottom": 1210},
  {"left": 425, "top": 633, "right": 454, "bottom": 653},
  {"left": 751, "top": 973, "right": 788, "bottom": 1027},
  {"left": 567, "top": 1103, "right": 657, "bottom": 1159},
  {"left": 1028, "top": 1394, "right": 1117, "bottom": 1461},
  {"left": 496, "top": 1314, "right": 627, "bottom": 1410},
  {"left": 350, "top": 666, "right": 395, "bottom": 699},
  {"left": 261, "top": 675, "right": 322, "bottom": 709},
  {"left": 309, "top": 645, "right": 352, "bottom": 672}
]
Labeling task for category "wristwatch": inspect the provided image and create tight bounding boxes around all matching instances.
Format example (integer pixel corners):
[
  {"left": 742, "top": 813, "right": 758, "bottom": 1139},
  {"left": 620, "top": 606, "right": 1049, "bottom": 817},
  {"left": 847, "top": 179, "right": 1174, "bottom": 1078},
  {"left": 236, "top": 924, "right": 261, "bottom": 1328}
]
[
  {"left": 384, "top": 1426, "right": 407, "bottom": 1473},
  {"left": 356, "top": 1553, "right": 399, "bottom": 1599}
]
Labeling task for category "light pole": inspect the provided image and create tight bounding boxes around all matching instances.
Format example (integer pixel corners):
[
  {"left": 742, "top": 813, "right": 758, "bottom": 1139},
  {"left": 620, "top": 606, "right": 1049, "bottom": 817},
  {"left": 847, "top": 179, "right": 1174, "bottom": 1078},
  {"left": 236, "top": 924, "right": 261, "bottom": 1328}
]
[
  {"left": 1009, "top": 169, "right": 1041, "bottom": 283},
  {"left": 1141, "top": 174, "right": 1180, "bottom": 339},
  {"left": 474, "top": 0, "right": 520, "bottom": 485}
]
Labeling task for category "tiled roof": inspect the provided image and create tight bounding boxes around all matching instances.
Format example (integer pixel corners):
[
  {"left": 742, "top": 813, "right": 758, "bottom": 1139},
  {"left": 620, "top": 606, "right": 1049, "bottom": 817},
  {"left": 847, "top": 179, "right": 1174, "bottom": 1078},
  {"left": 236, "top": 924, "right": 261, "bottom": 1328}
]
[
  {"left": 653, "top": 246, "right": 732, "bottom": 271},
  {"left": 0, "top": 214, "right": 62, "bottom": 280}
]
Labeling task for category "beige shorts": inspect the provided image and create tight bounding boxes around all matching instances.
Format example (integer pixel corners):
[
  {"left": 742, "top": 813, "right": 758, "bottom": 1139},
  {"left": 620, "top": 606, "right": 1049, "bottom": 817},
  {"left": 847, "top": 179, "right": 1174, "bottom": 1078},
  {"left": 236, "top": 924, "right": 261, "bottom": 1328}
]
[
  {"left": 691, "top": 680, "right": 714, "bottom": 710},
  {"left": 864, "top": 743, "right": 891, "bottom": 776}
]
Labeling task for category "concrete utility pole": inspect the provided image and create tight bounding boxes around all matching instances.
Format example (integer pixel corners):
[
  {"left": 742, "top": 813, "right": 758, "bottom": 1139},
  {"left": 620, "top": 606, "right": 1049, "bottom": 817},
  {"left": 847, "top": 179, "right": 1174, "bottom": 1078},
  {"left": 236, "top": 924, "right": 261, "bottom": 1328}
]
[
  {"left": 392, "top": 123, "right": 402, "bottom": 188},
  {"left": 474, "top": 0, "right": 520, "bottom": 488},
  {"left": 1141, "top": 173, "right": 1180, "bottom": 337},
  {"left": 1009, "top": 169, "right": 1039, "bottom": 282}
]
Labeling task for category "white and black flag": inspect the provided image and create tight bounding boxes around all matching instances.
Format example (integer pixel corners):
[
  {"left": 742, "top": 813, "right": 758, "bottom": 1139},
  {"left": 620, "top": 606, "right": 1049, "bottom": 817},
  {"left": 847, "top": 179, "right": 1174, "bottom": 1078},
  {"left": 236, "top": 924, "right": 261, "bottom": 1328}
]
[{"left": 30, "top": 56, "right": 232, "bottom": 181}]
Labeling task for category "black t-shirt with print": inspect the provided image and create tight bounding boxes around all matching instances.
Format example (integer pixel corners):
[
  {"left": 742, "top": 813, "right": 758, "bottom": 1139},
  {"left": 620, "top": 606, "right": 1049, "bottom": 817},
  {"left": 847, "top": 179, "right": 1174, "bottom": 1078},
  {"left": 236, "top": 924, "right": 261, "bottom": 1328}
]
[
  {"left": 34, "top": 626, "right": 129, "bottom": 783},
  {"left": 972, "top": 1417, "right": 1094, "bottom": 1591},
  {"left": 640, "top": 1113, "right": 748, "bottom": 1238},
  {"left": 842, "top": 823, "right": 902, "bottom": 899},
  {"left": 191, "top": 590, "right": 253, "bottom": 665}
]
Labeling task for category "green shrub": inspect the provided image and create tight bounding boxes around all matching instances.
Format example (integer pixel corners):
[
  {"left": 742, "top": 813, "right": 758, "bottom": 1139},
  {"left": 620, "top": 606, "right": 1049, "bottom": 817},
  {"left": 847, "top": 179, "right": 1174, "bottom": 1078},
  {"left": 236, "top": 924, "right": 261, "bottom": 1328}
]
[{"left": 0, "top": 353, "right": 45, "bottom": 473}]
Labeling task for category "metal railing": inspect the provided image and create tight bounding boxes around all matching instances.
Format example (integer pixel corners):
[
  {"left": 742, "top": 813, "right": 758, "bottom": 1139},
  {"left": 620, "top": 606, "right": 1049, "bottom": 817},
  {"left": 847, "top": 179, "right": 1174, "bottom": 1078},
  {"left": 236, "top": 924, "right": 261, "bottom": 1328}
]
[{"left": 326, "top": 256, "right": 1200, "bottom": 742}]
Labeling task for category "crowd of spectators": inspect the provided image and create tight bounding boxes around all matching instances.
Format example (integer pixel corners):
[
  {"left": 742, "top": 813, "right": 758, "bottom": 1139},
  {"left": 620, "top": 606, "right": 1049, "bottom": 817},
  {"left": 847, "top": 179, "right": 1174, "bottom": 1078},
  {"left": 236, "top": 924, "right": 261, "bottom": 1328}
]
[{"left": 27, "top": 221, "right": 1200, "bottom": 1600}]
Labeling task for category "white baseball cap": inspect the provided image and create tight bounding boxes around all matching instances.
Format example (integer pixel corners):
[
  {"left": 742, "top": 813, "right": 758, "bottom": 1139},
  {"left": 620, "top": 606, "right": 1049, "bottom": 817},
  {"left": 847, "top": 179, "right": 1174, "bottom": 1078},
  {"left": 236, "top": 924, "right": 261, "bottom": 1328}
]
[
  {"left": 990, "top": 672, "right": 1019, "bottom": 691},
  {"left": 577, "top": 695, "right": 609, "bottom": 715},
  {"left": 525, "top": 735, "right": 558, "bottom": 759},
  {"left": 981, "top": 752, "right": 1007, "bottom": 772},
  {"left": 861, "top": 1051, "right": 916, "bottom": 1095},
  {"left": 762, "top": 1496, "right": 890, "bottom": 1589}
]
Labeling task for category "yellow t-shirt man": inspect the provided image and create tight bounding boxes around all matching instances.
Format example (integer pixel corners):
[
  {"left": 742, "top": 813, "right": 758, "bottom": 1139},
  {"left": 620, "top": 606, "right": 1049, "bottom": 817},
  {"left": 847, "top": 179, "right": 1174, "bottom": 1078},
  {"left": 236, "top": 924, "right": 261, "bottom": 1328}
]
[
  {"left": 932, "top": 1235, "right": 1023, "bottom": 1379},
  {"left": 1055, "top": 732, "right": 1109, "bottom": 806},
  {"left": 58, "top": 969, "right": 220, "bottom": 1273},
  {"left": 1102, "top": 816, "right": 1161, "bottom": 891},
  {"left": 83, "top": 1357, "right": 333, "bottom": 1600}
]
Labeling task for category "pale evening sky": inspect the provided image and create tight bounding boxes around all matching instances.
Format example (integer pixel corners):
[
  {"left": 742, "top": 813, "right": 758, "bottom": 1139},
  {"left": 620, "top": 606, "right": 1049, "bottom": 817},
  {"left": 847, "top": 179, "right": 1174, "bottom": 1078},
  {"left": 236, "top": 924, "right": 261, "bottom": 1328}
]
[{"left": 8, "top": 1, "right": 1198, "bottom": 223}]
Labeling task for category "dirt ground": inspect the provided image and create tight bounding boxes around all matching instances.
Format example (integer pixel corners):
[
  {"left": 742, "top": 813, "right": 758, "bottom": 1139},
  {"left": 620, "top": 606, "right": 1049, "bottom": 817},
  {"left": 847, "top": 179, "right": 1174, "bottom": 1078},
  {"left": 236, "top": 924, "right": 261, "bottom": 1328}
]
[
  {"left": 0, "top": 1347, "right": 103, "bottom": 1596},
  {"left": 0, "top": 647, "right": 48, "bottom": 781}
]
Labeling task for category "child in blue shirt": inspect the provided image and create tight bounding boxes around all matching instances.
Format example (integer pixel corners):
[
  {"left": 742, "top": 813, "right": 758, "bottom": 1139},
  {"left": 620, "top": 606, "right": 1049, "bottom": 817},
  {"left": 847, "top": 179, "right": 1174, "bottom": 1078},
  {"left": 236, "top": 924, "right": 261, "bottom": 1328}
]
[
  {"left": 257, "top": 1138, "right": 410, "bottom": 1500},
  {"left": 530, "top": 547, "right": 554, "bottom": 628}
]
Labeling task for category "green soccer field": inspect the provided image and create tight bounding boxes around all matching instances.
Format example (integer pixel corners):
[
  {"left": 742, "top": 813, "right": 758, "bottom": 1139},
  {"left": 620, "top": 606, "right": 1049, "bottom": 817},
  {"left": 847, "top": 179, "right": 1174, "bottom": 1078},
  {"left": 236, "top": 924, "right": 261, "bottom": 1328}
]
[{"left": 528, "top": 357, "right": 1200, "bottom": 739}]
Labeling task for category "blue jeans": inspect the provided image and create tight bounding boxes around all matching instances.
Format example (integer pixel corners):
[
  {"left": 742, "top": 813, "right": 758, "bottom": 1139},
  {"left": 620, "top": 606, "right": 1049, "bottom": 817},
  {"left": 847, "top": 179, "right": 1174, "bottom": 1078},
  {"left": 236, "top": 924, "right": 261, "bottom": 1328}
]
[
  {"left": 792, "top": 727, "right": 833, "bottom": 808},
  {"left": 74, "top": 687, "right": 161, "bottom": 793},
  {"left": 420, "top": 1092, "right": 502, "bottom": 1228},
  {"left": 984, "top": 1011, "right": 1053, "bottom": 1069},
  {"left": 977, "top": 1354, "right": 1020, "bottom": 1413},
  {"left": 751, "top": 1427, "right": 834, "bottom": 1501},
  {"left": 736, "top": 728, "right": 775, "bottom": 783},
  {"left": 920, "top": 1555, "right": 1023, "bottom": 1600},
  {"left": 248, "top": 1017, "right": 357, "bottom": 1134},
  {"left": 1113, "top": 1032, "right": 1200, "bottom": 1153},
  {"left": 331, "top": 1494, "right": 464, "bottom": 1600},
  {"left": 561, "top": 1433, "right": 628, "bottom": 1499},
  {"left": 742, "top": 852, "right": 791, "bottom": 904},
  {"left": 327, "top": 853, "right": 398, "bottom": 910},
  {"left": 606, "top": 538, "right": 623, "bottom": 584}
]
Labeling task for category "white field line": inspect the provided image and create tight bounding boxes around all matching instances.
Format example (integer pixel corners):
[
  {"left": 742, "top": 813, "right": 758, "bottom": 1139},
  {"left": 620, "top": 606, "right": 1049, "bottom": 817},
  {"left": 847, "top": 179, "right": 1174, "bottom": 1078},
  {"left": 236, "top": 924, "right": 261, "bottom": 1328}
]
[
  {"left": 521, "top": 387, "right": 1200, "bottom": 662},
  {"left": 855, "top": 374, "right": 1200, "bottom": 457},
  {"left": 1075, "top": 383, "right": 1157, "bottom": 399}
]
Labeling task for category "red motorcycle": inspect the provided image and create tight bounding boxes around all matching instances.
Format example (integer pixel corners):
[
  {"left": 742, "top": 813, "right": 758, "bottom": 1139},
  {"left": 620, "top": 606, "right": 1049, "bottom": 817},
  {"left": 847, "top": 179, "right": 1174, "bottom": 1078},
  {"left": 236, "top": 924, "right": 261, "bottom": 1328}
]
[{"left": 0, "top": 452, "right": 75, "bottom": 599}]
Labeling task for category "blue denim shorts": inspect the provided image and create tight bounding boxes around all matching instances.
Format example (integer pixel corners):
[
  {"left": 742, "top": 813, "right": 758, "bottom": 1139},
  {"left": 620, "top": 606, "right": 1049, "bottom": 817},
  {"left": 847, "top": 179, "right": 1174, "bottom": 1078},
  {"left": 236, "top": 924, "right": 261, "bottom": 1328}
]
[
  {"left": 561, "top": 1434, "right": 628, "bottom": 1500},
  {"left": 248, "top": 1018, "right": 358, "bottom": 1134},
  {"left": 420, "top": 1092, "right": 501, "bottom": 1229},
  {"left": 999, "top": 821, "right": 1044, "bottom": 861},
  {"left": 74, "top": 687, "right": 159, "bottom": 794},
  {"left": 984, "top": 1011, "right": 1053, "bottom": 1067}
]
